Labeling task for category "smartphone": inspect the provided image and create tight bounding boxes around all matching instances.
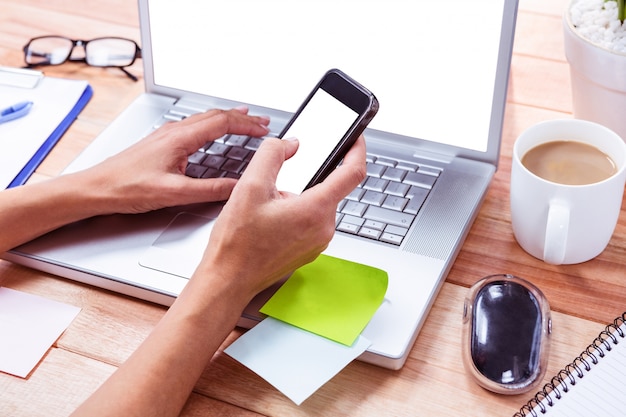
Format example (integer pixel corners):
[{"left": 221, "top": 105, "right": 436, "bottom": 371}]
[{"left": 275, "top": 68, "right": 379, "bottom": 194}]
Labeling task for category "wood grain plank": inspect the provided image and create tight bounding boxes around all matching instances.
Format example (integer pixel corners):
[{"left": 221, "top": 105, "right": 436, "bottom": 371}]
[
  {"left": 519, "top": 0, "right": 570, "bottom": 17},
  {"left": 514, "top": 10, "right": 567, "bottom": 62},
  {"left": 507, "top": 55, "right": 573, "bottom": 112},
  {"left": 1, "top": 0, "right": 623, "bottom": 415},
  {"left": 0, "top": 347, "right": 263, "bottom": 417}
]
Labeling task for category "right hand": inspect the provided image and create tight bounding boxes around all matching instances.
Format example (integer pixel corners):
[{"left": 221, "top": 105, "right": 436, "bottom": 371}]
[{"left": 197, "top": 134, "right": 367, "bottom": 302}]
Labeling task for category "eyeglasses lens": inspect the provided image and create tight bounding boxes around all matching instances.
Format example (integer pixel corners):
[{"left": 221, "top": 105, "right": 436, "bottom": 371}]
[
  {"left": 85, "top": 38, "right": 137, "bottom": 67},
  {"left": 25, "top": 36, "right": 73, "bottom": 65}
]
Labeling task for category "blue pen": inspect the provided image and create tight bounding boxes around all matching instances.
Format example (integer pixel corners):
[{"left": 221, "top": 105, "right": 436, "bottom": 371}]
[{"left": 0, "top": 101, "right": 34, "bottom": 124}]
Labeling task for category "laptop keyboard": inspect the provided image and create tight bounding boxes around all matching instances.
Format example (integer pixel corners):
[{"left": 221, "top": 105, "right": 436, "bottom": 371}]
[
  {"left": 336, "top": 155, "right": 440, "bottom": 245},
  {"left": 165, "top": 106, "right": 440, "bottom": 247},
  {"left": 185, "top": 134, "right": 263, "bottom": 179}
]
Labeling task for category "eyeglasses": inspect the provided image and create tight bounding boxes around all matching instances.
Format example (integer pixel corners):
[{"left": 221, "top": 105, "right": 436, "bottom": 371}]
[{"left": 23, "top": 36, "right": 142, "bottom": 81}]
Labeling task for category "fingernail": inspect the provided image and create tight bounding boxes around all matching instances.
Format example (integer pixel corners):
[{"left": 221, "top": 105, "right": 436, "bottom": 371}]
[{"left": 283, "top": 136, "right": 298, "bottom": 141}]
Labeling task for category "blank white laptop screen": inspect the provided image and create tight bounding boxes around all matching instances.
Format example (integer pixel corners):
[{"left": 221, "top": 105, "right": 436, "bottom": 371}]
[{"left": 148, "top": 0, "right": 504, "bottom": 153}]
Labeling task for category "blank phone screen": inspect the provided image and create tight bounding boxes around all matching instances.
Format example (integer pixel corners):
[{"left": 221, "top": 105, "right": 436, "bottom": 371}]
[{"left": 275, "top": 88, "right": 359, "bottom": 194}]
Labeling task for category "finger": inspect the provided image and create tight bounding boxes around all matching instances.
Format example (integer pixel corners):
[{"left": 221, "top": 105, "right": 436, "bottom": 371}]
[
  {"left": 183, "top": 109, "right": 270, "bottom": 141},
  {"left": 239, "top": 137, "right": 299, "bottom": 187},
  {"left": 304, "top": 135, "right": 367, "bottom": 204},
  {"left": 233, "top": 105, "right": 249, "bottom": 114},
  {"left": 166, "top": 109, "right": 270, "bottom": 155},
  {"left": 184, "top": 108, "right": 270, "bottom": 136}
]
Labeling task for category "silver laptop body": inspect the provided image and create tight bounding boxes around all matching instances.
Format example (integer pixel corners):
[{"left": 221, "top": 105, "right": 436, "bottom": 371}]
[{"left": 4, "top": 0, "right": 518, "bottom": 370}]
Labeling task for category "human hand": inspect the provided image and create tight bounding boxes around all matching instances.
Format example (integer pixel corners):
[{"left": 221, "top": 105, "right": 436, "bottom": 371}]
[
  {"left": 78, "top": 107, "right": 270, "bottom": 215},
  {"left": 198, "top": 134, "right": 367, "bottom": 302}
]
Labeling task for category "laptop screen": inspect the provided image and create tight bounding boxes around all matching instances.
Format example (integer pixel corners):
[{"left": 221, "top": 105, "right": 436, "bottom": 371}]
[{"left": 145, "top": 0, "right": 512, "bottom": 155}]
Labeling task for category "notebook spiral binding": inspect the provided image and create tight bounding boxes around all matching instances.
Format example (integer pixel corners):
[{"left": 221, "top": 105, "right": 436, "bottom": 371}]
[{"left": 513, "top": 312, "right": 626, "bottom": 417}]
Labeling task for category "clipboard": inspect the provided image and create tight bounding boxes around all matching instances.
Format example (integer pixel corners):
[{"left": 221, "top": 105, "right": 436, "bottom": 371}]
[{"left": 0, "top": 67, "right": 93, "bottom": 189}]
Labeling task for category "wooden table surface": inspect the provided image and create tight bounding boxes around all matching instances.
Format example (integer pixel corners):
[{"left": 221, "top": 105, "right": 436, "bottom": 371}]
[{"left": 1, "top": 0, "right": 624, "bottom": 415}]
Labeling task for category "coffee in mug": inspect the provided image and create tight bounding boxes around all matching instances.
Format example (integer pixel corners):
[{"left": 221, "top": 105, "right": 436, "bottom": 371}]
[
  {"left": 521, "top": 140, "right": 617, "bottom": 185},
  {"left": 510, "top": 119, "right": 626, "bottom": 265}
]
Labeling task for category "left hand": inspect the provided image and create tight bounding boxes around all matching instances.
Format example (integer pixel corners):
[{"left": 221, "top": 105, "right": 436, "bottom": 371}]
[{"left": 78, "top": 107, "right": 270, "bottom": 215}]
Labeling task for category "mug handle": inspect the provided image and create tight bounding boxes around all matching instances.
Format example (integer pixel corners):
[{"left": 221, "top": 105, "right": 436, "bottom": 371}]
[{"left": 543, "top": 200, "right": 569, "bottom": 265}]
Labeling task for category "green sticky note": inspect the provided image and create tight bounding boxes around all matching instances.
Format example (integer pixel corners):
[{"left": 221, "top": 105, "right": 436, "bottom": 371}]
[{"left": 260, "top": 254, "right": 388, "bottom": 346}]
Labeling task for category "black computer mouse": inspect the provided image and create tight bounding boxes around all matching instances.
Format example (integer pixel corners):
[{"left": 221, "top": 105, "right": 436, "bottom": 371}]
[{"left": 462, "top": 274, "right": 552, "bottom": 394}]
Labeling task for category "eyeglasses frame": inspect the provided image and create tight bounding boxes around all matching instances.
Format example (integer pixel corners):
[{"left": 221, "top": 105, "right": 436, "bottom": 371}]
[{"left": 23, "top": 35, "right": 143, "bottom": 81}]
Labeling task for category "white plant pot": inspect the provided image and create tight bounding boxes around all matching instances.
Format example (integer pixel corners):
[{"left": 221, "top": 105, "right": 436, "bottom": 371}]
[{"left": 563, "top": 8, "right": 626, "bottom": 141}]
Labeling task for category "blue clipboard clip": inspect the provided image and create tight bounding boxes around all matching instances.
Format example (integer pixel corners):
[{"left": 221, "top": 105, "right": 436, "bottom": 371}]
[{"left": 0, "top": 101, "right": 34, "bottom": 124}]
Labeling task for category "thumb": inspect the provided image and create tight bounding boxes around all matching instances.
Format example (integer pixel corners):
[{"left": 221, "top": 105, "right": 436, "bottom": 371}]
[{"left": 241, "top": 137, "right": 299, "bottom": 185}]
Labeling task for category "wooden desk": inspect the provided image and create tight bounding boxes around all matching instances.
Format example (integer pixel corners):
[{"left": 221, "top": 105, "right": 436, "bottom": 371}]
[{"left": 1, "top": 0, "right": 624, "bottom": 415}]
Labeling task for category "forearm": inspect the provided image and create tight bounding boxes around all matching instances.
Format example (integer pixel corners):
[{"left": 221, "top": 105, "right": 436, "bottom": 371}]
[
  {"left": 0, "top": 172, "right": 113, "bottom": 253},
  {"left": 70, "top": 263, "right": 252, "bottom": 417}
]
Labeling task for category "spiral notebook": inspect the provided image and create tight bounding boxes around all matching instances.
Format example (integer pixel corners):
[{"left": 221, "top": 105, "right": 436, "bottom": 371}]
[{"left": 514, "top": 312, "right": 626, "bottom": 417}]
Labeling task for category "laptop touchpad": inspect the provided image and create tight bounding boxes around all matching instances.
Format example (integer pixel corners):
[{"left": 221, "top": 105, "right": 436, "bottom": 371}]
[{"left": 139, "top": 212, "right": 217, "bottom": 279}]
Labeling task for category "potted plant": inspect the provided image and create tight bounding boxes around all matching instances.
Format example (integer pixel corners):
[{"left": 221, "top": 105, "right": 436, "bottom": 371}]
[{"left": 563, "top": 0, "right": 626, "bottom": 141}]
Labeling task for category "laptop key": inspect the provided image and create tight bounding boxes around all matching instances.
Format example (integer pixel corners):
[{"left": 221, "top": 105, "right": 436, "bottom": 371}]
[
  {"left": 366, "top": 163, "right": 386, "bottom": 178},
  {"left": 380, "top": 232, "right": 403, "bottom": 245},
  {"left": 206, "top": 142, "right": 229, "bottom": 156},
  {"left": 358, "top": 227, "right": 382, "bottom": 240},
  {"left": 363, "top": 177, "right": 389, "bottom": 192},
  {"left": 202, "top": 155, "right": 226, "bottom": 169},
  {"left": 342, "top": 215, "right": 365, "bottom": 226},
  {"left": 364, "top": 219, "right": 385, "bottom": 231},
  {"left": 337, "top": 222, "right": 359, "bottom": 234},
  {"left": 346, "top": 188, "right": 365, "bottom": 201},
  {"left": 201, "top": 168, "right": 224, "bottom": 178},
  {"left": 185, "top": 163, "right": 206, "bottom": 178},
  {"left": 188, "top": 151, "right": 206, "bottom": 164},
  {"left": 244, "top": 137, "right": 264, "bottom": 151},
  {"left": 385, "top": 224, "right": 408, "bottom": 236},
  {"left": 375, "top": 157, "right": 396, "bottom": 167},
  {"left": 364, "top": 205, "right": 415, "bottom": 228},
  {"left": 342, "top": 201, "right": 367, "bottom": 217},
  {"left": 396, "top": 161, "right": 419, "bottom": 172},
  {"left": 404, "top": 188, "right": 429, "bottom": 214},
  {"left": 225, "top": 134, "right": 249, "bottom": 147},
  {"left": 418, "top": 166, "right": 442, "bottom": 177},
  {"left": 226, "top": 146, "right": 250, "bottom": 161},
  {"left": 222, "top": 159, "right": 246, "bottom": 173},
  {"left": 361, "top": 190, "right": 385, "bottom": 206},
  {"left": 382, "top": 167, "right": 406, "bottom": 182},
  {"left": 163, "top": 112, "right": 184, "bottom": 122},
  {"left": 382, "top": 195, "right": 408, "bottom": 211},
  {"left": 385, "top": 181, "right": 410, "bottom": 197},
  {"left": 404, "top": 171, "right": 437, "bottom": 189}
]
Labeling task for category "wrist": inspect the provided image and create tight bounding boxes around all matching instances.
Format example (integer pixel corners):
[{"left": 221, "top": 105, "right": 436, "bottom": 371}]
[{"left": 188, "top": 255, "right": 256, "bottom": 311}]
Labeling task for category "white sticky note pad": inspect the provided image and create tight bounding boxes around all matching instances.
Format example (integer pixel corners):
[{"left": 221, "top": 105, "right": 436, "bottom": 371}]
[
  {"left": 225, "top": 317, "right": 371, "bottom": 405},
  {"left": 0, "top": 287, "right": 81, "bottom": 377}
]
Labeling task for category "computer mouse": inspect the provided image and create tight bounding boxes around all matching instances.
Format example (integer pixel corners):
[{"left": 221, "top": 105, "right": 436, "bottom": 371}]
[{"left": 462, "top": 274, "right": 552, "bottom": 394}]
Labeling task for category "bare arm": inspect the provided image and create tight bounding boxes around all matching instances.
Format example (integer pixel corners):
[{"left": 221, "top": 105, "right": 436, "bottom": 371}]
[
  {"left": 70, "top": 135, "right": 367, "bottom": 416},
  {"left": 0, "top": 108, "right": 270, "bottom": 253}
]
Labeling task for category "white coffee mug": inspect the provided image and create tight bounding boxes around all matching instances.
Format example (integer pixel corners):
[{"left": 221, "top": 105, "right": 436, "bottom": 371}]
[{"left": 510, "top": 119, "right": 626, "bottom": 265}]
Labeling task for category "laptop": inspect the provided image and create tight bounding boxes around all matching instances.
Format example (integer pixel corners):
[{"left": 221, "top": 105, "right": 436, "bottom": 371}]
[{"left": 4, "top": 0, "right": 518, "bottom": 370}]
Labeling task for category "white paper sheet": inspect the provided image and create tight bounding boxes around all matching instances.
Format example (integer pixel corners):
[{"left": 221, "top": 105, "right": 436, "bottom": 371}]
[
  {"left": 0, "top": 287, "right": 81, "bottom": 377},
  {"left": 225, "top": 317, "right": 371, "bottom": 405},
  {"left": 0, "top": 75, "right": 88, "bottom": 188}
]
